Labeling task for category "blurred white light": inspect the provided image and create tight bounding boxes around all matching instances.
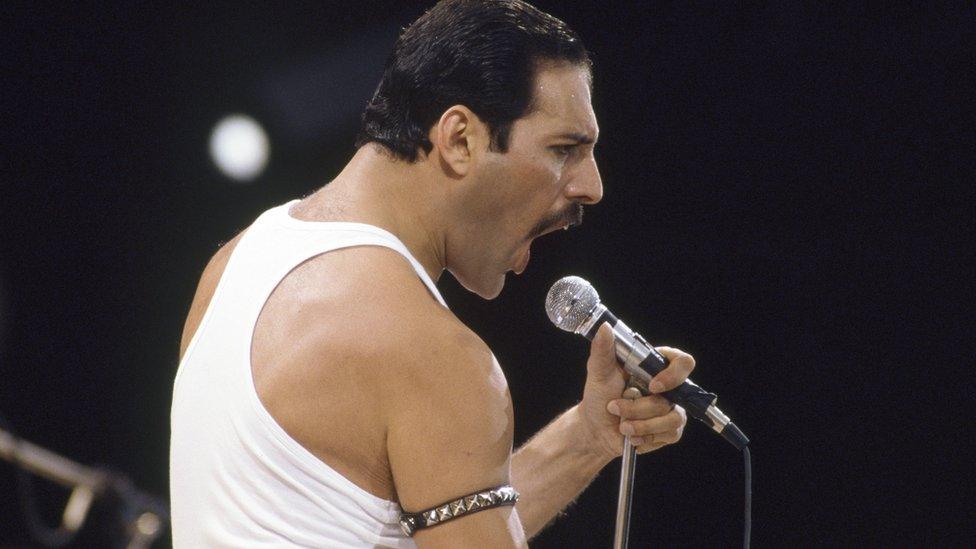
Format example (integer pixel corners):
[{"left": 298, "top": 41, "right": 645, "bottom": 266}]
[{"left": 209, "top": 114, "right": 270, "bottom": 182}]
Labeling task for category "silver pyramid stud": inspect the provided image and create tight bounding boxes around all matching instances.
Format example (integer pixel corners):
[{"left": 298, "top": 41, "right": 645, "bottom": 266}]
[
  {"left": 450, "top": 499, "right": 465, "bottom": 515},
  {"left": 398, "top": 486, "right": 520, "bottom": 538}
]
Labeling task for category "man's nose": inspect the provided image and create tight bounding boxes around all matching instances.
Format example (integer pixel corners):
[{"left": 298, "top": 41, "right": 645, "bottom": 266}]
[{"left": 566, "top": 156, "right": 603, "bottom": 205}]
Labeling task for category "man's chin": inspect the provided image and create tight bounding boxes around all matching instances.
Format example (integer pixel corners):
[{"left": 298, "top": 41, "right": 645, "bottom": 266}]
[
  {"left": 453, "top": 271, "right": 506, "bottom": 300},
  {"left": 473, "top": 276, "right": 506, "bottom": 300}
]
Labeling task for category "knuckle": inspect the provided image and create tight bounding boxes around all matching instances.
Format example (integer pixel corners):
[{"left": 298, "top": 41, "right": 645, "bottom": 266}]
[
  {"left": 650, "top": 396, "right": 671, "bottom": 414},
  {"left": 665, "top": 348, "right": 694, "bottom": 371},
  {"left": 675, "top": 405, "right": 687, "bottom": 420},
  {"left": 632, "top": 419, "right": 653, "bottom": 436},
  {"left": 631, "top": 397, "right": 651, "bottom": 415},
  {"left": 650, "top": 419, "right": 667, "bottom": 433},
  {"left": 618, "top": 400, "right": 636, "bottom": 418}
]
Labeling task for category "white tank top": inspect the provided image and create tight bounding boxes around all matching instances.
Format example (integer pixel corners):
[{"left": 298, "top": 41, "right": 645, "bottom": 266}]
[{"left": 170, "top": 200, "right": 445, "bottom": 548}]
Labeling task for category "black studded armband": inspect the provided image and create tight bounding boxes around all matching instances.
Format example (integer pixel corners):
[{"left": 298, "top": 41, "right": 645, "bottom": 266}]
[{"left": 398, "top": 485, "right": 520, "bottom": 537}]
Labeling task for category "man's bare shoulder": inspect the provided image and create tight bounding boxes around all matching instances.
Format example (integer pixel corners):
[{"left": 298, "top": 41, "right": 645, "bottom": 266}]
[
  {"left": 179, "top": 231, "right": 245, "bottom": 359},
  {"left": 280, "top": 242, "right": 512, "bottom": 442},
  {"left": 321, "top": 251, "right": 516, "bottom": 513},
  {"left": 268, "top": 245, "right": 517, "bottom": 536},
  {"left": 277, "top": 244, "right": 501, "bottom": 390}
]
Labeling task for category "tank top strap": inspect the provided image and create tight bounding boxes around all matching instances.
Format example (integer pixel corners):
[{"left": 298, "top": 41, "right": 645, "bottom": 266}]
[{"left": 266, "top": 200, "right": 447, "bottom": 309}]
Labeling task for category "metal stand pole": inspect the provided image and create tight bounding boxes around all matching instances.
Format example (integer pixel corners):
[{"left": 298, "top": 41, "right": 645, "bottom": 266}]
[
  {"left": 613, "top": 384, "right": 644, "bottom": 549},
  {"left": 1, "top": 427, "right": 168, "bottom": 546},
  {"left": 0, "top": 427, "right": 107, "bottom": 533}
]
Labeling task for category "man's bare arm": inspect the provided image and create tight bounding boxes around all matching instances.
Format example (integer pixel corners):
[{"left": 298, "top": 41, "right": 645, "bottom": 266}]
[
  {"left": 385, "top": 319, "right": 527, "bottom": 548},
  {"left": 511, "top": 406, "right": 611, "bottom": 538},
  {"left": 511, "top": 325, "right": 694, "bottom": 538}
]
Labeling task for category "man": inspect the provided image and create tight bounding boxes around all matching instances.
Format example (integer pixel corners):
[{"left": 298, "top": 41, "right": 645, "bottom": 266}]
[{"left": 171, "top": 1, "right": 694, "bottom": 547}]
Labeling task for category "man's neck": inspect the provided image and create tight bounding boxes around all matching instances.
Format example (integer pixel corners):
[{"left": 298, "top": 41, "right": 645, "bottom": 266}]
[{"left": 291, "top": 144, "right": 449, "bottom": 283}]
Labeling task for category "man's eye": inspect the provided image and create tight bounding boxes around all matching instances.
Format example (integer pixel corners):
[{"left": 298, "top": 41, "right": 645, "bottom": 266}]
[{"left": 552, "top": 145, "right": 574, "bottom": 157}]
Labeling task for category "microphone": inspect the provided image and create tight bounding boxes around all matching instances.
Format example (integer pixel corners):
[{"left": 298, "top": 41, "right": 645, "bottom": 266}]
[{"left": 546, "top": 276, "right": 749, "bottom": 450}]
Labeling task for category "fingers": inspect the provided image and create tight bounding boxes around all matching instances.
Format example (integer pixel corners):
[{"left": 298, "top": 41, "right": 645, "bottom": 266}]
[
  {"left": 618, "top": 406, "right": 686, "bottom": 440},
  {"left": 605, "top": 397, "right": 688, "bottom": 454},
  {"left": 606, "top": 394, "right": 672, "bottom": 420},
  {"left": 585, "top": 323, "right": 621, "bottom": 382},
  {"left": 628, "top": 406, "right": 687, "bottom": 453},
  {"left": 649, "top": 346, "right": 695, "bottom": 393},
  {"left": 635, "top": 438, "right": 672, "bottom": 454}
]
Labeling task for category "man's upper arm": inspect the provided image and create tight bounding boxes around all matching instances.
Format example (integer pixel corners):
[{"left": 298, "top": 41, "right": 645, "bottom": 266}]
[{"left": 385, "top": 327, "right": 526, "bottom": 548}]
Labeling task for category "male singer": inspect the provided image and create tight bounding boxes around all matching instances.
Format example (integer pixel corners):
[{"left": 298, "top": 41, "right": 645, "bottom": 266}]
[{"left": 171, "top": 1, "right": 695, "bottom": 547}]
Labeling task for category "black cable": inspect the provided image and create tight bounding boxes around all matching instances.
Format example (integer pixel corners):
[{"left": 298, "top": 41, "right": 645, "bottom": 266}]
[
  {"left": 0, "top": 409, "right": 78, "bottom": 548},
  {"left": 743, "top": 445, "right": 752, "bottom": 549}
]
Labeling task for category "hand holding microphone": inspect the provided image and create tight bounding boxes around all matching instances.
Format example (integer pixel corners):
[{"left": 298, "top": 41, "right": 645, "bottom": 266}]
[
  {"left": 574, "top": 321, "right": 693, "bottom": 458},
  {"left": 547, "top": 276, "right": 749, "bottom": 450}
]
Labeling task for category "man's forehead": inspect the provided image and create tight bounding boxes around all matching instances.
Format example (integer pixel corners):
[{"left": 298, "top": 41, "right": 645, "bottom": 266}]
[
  {"left": 533, "top": 109, "right": 600, "bottom": 145},
  {"left": 529, "top": 65, "right": 599, "bottom": 141}
]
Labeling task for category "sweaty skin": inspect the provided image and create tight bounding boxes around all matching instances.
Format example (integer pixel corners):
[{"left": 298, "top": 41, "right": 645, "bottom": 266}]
[{"left": 180, "top": 64, "right": 693, "bottom": 548}]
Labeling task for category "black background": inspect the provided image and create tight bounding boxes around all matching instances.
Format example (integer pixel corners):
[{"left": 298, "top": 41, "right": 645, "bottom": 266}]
[{"left": 2, "top": 2, "right": 973, "bottom": 547}]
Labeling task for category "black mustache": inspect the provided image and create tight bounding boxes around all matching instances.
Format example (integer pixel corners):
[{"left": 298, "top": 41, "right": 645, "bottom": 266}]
[{"left": 528, "top": 203, "right": 584, "bottom": 240}]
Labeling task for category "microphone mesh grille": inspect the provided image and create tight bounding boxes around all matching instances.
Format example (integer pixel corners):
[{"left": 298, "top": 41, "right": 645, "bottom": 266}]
[{"left": 545, "top": 276, "right": 600, "bottom": 332}]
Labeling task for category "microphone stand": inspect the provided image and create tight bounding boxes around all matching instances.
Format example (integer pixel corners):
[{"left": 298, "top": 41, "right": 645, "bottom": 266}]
[
  {"left": 0, "top": 426, "right": 107, "bottom": 535},
  {"left": 0, "top": 426, "right": 168, "bottom": 548},
  {"left": 613, "top": 383, "right": 644, "bottom": 549}
]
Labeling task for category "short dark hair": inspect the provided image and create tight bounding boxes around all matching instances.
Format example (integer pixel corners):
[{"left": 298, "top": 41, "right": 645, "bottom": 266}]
[{"left": 356, "top": 0, "right": 591, "bottom": 162}]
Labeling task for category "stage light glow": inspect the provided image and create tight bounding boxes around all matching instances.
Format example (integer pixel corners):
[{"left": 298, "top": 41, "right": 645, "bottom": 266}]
[{"left": 209, "top": 114, "right": 270, "bottom": 182}]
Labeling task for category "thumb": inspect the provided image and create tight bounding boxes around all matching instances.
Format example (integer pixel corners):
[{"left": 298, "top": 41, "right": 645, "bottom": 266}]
[{"left": 585, "top": 323, "right": 620, "bottom": 381}]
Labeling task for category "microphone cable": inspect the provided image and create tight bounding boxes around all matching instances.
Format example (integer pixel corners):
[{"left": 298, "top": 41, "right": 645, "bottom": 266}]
[{"left": 743, "top": 445, "right": 752, "bottom": 548}]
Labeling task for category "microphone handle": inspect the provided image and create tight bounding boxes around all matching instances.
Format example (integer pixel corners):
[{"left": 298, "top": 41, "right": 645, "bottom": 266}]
[
  {"left": 638, "top": 353, "right": 750, "bottom": 450},
  {"left": 583, "top": 308, "right": 749, "bottom": 450},
  {"left": 631, "top": 348, "right": 718, "bottom": 421}
]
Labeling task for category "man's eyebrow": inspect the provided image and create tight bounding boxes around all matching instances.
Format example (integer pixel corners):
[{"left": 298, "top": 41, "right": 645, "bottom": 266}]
[{"left": 554, "top": 132, "right": 597, "bottom": 145}]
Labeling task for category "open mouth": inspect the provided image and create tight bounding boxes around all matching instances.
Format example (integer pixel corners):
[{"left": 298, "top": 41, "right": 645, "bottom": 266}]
[
  {"left": 528, "top": 203, "right": 584, "bottom": 241},
  {"left": 514, "top": 204, "right": 584, "bottom": 275}
]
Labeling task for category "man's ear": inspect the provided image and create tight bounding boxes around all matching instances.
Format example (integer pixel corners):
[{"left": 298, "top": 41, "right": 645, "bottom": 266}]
[{"left": 430, "top": 105, "right": 487, "bottom": 177}]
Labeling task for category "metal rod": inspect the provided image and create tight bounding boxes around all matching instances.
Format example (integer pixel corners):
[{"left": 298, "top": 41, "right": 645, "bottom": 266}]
[
  {"left": 1, "top": 427, "right": 168, "bottom": 546},
  {"left": 0, "top": 428, "right": 106, "bottom": 489},
  {"left": 613, "top": 385, "right": 643, "bottom": 549},
  {"left": 0, "top": 427, "right": 107, "bottom": 533}
]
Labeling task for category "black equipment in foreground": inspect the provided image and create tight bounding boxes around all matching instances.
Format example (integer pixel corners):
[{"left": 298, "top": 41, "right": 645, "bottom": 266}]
[{"left": 0, "top": 412, "right": 168, "bottom": 548}]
